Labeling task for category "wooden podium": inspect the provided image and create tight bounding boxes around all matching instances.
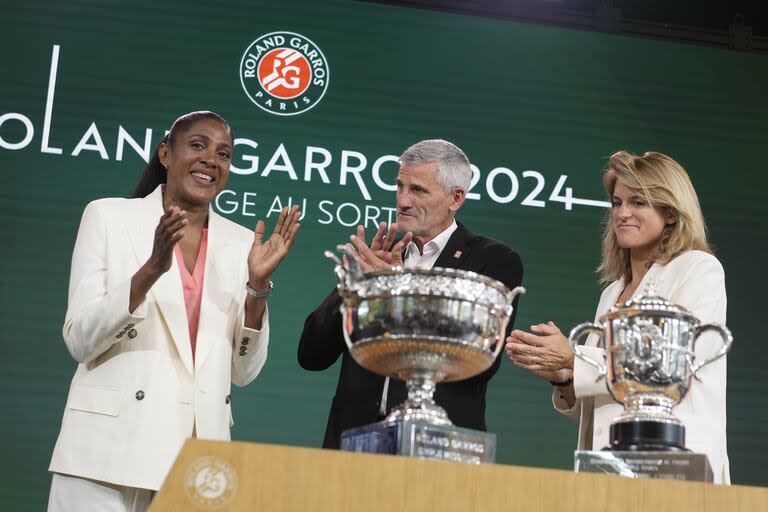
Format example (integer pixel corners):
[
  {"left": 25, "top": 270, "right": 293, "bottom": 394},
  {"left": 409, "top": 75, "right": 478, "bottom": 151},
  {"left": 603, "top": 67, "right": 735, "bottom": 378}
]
[{"left": 149, "top": 439, "right": 767, "bottom": 511}]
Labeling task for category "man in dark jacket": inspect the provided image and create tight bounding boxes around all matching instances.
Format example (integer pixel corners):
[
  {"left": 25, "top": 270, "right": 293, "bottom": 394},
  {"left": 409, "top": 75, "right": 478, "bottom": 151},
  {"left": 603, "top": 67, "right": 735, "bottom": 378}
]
[{"left": 298, "top": 139, "right": 524, "bottom": 449}]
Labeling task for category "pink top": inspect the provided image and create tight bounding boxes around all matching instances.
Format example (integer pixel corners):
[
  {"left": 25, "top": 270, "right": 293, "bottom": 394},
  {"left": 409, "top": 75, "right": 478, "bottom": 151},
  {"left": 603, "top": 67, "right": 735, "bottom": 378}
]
[{"left": 173, "top": 229, "right": 208, "bottom": 363}]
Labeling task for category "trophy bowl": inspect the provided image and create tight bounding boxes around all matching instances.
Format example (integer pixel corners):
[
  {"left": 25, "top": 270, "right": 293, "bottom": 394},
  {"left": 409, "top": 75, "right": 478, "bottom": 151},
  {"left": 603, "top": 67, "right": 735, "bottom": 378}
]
[
  {"left": 569, "top": 284, "right": 732, "bottom": 451},
  {"left": 326, "top": 246, "right": 524, "bottom": 425}
]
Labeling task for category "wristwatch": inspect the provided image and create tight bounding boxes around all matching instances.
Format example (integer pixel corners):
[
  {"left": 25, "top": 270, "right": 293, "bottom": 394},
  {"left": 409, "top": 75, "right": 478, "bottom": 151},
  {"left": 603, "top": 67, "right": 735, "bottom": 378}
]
[{"left": 246, "top": 280, "right": 273, "bottom": 299}]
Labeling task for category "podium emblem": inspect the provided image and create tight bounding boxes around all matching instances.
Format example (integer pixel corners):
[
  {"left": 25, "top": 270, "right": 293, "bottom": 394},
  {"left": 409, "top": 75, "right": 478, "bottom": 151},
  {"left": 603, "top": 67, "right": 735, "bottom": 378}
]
[{"left": 184, "top": 456, "right": 239, "bottom": 509}]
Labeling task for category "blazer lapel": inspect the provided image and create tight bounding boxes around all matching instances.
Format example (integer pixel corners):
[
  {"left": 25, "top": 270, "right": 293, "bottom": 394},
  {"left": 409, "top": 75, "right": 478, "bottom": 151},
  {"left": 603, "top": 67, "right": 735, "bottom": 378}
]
[
  {"left": 433, "top": 222, "right": 473, "bottom": 271},
  {"left": 194, "top": 208, "right": 238, "bottom": 370},
  {"left": 124, "top": 186, "right": 194, "bottom": 375},
  {"left": 635, "top": 263, "right": 663, "bottom": 298}
]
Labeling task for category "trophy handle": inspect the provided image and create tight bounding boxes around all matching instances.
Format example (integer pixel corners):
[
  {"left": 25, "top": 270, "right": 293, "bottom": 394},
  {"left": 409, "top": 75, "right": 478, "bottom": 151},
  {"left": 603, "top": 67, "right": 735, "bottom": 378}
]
[
  {"left": 491, "top": 286, "right": 527, "bottom": 359},
  {"left": 324, "top": 244, "right": 364, "bottom": 296},
  {"left": 324, "top": 250, "right": 345, "bottom": 285},
  {"left": 338, "top": 306, "right": 355, "bottom": 352},
  {"left": 691, "top": 323, "right": 733, "bottom": 380},
  {"left": 505, "top": 285, "right": 526, "bottom": 304},
  {"left": 568, "top": 322, "right": 607, "bottom": 378}
]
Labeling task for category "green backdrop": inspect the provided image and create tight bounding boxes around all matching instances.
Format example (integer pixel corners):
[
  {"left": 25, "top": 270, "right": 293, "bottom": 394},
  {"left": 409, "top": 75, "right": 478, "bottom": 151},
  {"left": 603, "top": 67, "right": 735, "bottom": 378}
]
[{"left": 1, "top": 1, "right": 767, "bottom": 508}]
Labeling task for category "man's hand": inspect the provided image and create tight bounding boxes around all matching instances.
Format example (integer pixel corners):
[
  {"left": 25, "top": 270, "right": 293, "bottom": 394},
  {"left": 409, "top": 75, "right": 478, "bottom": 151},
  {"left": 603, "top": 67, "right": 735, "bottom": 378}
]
[{"left": 348, "top": 222, "right": 413, "bottom": 272}]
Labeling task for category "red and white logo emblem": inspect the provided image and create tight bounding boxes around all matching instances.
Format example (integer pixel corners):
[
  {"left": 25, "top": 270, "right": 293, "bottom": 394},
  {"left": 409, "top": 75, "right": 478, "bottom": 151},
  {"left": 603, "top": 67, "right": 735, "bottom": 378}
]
[
  {"left": 259, "top": 48, "right": 311, "bottom": 99},
  {"left": 240, "top": 32, "right": 329, "bottom": 116}
]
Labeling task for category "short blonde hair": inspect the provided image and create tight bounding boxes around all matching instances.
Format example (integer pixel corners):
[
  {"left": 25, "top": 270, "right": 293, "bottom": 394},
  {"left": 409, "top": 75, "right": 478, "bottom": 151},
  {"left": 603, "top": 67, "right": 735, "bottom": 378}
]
[{"left": 598, "top": 150, "right": 711, "bottom": 284}]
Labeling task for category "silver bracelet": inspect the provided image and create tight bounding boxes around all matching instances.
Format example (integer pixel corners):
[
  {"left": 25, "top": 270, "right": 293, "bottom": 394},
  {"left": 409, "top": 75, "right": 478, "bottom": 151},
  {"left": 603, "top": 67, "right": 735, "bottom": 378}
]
[{"left": 246, "top": 280, "right": 273, "bottom": 299}]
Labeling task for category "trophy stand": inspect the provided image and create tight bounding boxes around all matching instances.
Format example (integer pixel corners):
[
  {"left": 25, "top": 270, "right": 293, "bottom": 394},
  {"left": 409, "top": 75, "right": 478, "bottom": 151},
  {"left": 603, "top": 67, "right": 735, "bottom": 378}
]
[
  {"left": 574, "top": 451, "right": 713, "bottom": 481},
  {"left": 608, "top": 395, "right": 686, "bottom": 451},
  {"left": 341, "top": 375, "right": 496, "bottom": 464},
  {"left": 384, "top": 376, "right": 451, "bottom": 425}
]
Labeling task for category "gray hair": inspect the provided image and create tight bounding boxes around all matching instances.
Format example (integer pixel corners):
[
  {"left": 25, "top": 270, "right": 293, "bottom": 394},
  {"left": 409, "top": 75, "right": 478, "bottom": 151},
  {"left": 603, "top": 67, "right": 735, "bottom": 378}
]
[{"left": 399, "top": 139, "right": 471, "bottom": 192}]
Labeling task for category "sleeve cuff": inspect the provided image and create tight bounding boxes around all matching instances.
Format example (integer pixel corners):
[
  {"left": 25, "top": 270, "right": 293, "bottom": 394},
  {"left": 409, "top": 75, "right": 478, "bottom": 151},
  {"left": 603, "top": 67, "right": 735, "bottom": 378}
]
[
  {"left": 241, "top": 304, "right": 269, "bottom": 334},
  {"left": 129, "top": 297, "right": 148, "bottom": 320},
  {"left": 552, "top": 389, "right": 581, "bottom": 420}
]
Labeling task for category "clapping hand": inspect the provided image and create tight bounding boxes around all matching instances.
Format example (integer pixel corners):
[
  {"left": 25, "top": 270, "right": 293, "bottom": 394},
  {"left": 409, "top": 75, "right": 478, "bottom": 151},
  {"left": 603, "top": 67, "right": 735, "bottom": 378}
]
[
  {"left": 247, "top": 205, "right": 301, "bottom": 287},
  {"left": 505, "top": 321, "right": 574, "bottom": 383},
  {"left": 146, "top": 205, "right": 187, "bottom": 276},
  {"left": 347, "top": 222, "right": 414, "bottom": 272},
  {"left": 130, "top": 205, "right": 187, "bottom": 312}
]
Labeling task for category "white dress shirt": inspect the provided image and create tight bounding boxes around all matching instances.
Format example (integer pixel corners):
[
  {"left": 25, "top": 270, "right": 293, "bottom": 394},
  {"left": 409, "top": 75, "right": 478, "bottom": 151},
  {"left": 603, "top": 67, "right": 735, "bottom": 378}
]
[
  {"left": 404, "top": 220, "right": 458, "bottom": 270},
  {"left": 379, "top": 220, "right": 458, "bottom": 415}
]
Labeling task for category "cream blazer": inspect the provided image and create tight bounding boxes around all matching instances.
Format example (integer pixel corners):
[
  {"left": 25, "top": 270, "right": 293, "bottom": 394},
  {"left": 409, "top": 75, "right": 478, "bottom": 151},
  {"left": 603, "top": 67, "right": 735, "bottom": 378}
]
[
  {"left": 49, "top": 186, "right": 269, "bottom": 490},
  {"left": 554, "top": 250, "right": 730, "bottom": 484}
]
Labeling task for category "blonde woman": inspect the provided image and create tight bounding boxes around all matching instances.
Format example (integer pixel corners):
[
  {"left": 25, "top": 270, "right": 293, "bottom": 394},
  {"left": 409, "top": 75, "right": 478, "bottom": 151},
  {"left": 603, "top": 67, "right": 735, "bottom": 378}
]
[{"left": 506, "top": 151, "right": 729, "bottom": 483}]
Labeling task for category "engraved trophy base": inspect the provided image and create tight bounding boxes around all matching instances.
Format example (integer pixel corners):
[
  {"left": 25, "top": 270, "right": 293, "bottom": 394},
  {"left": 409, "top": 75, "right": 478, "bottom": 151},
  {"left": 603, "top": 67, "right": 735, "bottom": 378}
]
[
  {"left": 340, "top": 419, "right": 496, "bottom": 464},
  {"left": 575, "top": 450, "right": 713, "bottom": 482},
  {"left": 608, "top": 420, "right": 686, "bottom": 451}
]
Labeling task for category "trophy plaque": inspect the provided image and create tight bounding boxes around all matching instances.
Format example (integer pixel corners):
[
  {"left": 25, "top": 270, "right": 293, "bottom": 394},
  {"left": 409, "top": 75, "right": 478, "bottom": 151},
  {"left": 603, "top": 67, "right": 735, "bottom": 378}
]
[
  {"left": 568, "top": 284, "right": 731, "bottom": 480},
  {"left": 574, "top": 451, "right": 713, "bottom": 482},
  {"left": 326, "top": 246, "right": 524, "bottom": 464}
]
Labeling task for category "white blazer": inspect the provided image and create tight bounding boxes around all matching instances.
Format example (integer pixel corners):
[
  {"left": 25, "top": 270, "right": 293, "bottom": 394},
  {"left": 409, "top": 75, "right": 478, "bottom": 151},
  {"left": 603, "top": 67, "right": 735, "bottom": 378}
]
[
  {"left": 49, "top": 186, "right": 269, "bottom": 490},
  {"left": 554, "top": 250, "right": 730, "bottom": 484}
]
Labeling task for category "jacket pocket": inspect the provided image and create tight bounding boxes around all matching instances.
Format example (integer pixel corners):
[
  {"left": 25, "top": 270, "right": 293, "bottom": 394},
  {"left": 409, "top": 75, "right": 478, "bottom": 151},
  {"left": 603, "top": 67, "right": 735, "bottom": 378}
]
[{"left": 68, "top": 384, "right": 121, "bottom": 417}]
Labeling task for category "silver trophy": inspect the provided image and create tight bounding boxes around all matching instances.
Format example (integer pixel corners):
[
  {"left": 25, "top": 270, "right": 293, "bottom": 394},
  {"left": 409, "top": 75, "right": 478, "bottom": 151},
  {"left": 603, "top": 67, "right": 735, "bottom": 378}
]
[
  {"left": 569, "top": 283, "right": 732, "bottom": 451},
  {"left": 325, "top": 246, "right": 524, "bottom": 463}
]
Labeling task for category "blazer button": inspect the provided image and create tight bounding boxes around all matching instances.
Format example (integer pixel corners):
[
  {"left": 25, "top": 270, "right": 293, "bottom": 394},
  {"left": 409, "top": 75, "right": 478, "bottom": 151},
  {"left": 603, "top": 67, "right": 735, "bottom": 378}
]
[
  {"left": 241, "top": 337, "right": 249, "bottom": 345},
  {"left": 239, "top": 346, "right": 247, "bottom": 356},
  {"left": 135, "top": 390, "right": 145, "bottom": 400},
  {"left": 225, "top": 394, "right": 231, "bottom": 404},
  {"left": 127, "top": 328, "right": 138, "bottom": 339}
]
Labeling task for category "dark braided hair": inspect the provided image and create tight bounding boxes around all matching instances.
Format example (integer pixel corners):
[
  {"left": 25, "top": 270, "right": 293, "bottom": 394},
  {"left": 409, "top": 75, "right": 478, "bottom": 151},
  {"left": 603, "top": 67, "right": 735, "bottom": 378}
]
[{"left": 132, "top": 111, "right": 232, "bottom": 198}]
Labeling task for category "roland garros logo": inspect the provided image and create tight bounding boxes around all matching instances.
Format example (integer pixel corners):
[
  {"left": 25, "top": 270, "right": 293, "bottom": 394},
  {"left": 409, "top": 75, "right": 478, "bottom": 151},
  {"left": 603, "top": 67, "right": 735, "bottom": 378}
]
[
  {"left": 184, "top": 456, "right": 238, "bottom": 509},
  {"left": 239, "top": 31, "right": 329, "bottom": 116}
]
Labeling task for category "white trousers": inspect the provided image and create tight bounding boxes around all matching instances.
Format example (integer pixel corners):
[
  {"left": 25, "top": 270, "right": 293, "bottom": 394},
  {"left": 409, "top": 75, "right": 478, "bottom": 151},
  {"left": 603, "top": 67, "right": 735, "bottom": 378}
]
[{"left": 48, "top": 473, "right": 153, "bottom": 512}]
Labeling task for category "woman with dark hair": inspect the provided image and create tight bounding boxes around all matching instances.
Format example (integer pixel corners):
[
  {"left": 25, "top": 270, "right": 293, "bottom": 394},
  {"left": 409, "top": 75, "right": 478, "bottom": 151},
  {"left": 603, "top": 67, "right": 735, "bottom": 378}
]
[
  {"left": 506, "top": 151, "right": 730, "bottom": 484},
  {"left": 47, "top": 111, "right": 301, "bottom": 510}
]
